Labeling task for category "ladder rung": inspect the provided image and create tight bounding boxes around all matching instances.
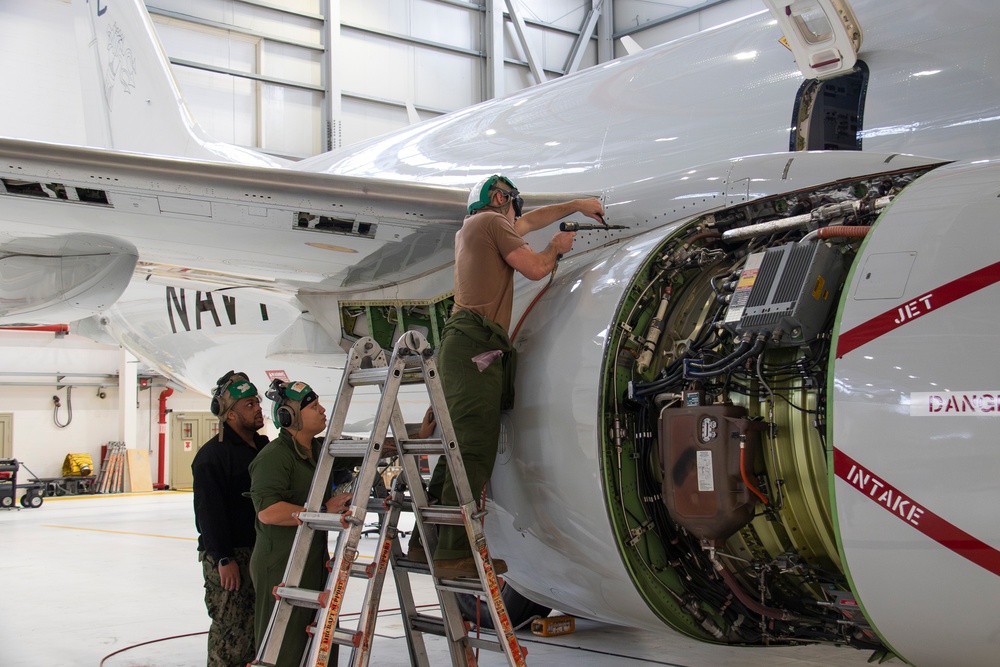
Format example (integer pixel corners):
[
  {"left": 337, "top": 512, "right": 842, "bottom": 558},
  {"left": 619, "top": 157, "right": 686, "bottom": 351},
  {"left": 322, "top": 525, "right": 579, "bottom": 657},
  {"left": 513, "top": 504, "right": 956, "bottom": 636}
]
[
  {"left": 298, "top": 511, "right": 349, "bottom": 532},
  {"left": 328, "top": 440, "right": 373, "bottom": 457},
  {"left": 409, "top": 614, "right": 503, "bottom": 652},
  {"left": 348, "top": 365, "right": 428, "bottom": 386},
  {"left": 273, "top": 585, "right": 329, "bottom": 609},
  {"left": 364, "top": 498, "right": 389, "bottom": 513},
  {"left": 394, "top": 558, "right": 432, "bottom": 575},
  {"left": 466, "top": 635, "right": 505, "bottom": 653},
  {"left": 419, "top": 506, "right": 466, "bottom": 526},
  {"left": 348, "top": 367, "right": 393, "bottom": 386},
  {"left": 399, "top": 439, "right": 447, "bottom": 456},
  {"left": 328, "top": 628, "right": 364, "bottom": 648},
  {"left": 409, "top": 612, "right": 447, "bottom": 636},
  {"left": 434, "top": 578, "right": 488, "bottom": 595}
]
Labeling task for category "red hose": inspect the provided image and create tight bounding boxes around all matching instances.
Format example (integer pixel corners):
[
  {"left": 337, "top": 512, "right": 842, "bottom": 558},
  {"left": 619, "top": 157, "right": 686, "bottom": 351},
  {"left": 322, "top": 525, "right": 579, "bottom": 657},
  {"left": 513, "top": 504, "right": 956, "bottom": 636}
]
[
  {"left": 511, "top": 273, "right": 555, "bottom": 341},
  {"left": 740, "top": 441, "right": 769, "bottom": 505},
  {"left": 817, "top": 225, "right": 870, "bottom": 239}
]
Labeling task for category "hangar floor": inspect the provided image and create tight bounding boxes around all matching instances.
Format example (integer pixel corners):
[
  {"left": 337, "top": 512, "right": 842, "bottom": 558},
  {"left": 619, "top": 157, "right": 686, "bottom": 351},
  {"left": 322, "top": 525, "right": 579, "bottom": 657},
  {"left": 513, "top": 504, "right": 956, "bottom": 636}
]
[{"left": 2, "top": 492, "right": 885, "bottom": 667}]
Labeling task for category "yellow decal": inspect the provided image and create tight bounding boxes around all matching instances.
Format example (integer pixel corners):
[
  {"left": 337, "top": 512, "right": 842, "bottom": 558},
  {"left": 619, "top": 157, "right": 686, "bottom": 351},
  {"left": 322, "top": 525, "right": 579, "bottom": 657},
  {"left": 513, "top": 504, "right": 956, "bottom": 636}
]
[{"left": 812, "top": 275, "right": 826, "bottom": 300}]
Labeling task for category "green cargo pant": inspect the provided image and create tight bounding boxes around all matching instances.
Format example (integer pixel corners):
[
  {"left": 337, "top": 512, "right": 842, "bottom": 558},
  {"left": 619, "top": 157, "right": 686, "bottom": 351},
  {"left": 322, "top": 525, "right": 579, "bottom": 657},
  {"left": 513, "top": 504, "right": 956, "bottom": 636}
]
[{"left": 428, "top": 320, "right": 505, "bottom": 560}]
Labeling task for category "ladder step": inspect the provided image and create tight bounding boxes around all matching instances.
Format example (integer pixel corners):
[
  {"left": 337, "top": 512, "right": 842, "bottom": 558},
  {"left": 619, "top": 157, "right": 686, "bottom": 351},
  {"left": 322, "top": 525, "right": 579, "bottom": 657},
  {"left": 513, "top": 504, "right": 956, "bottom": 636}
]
[
  {"left": 328, "top": 440, "right": 373, "bottom": 457},
  {"left": 348, "top": 365, "right": 426, "bottom": 387},
  {"left": 394, "top": 558, "right": 432, "bottom": 575},
  {"left": 433, "top": 578, "right": 488, "bottom": 596},
  {"left": 466, "top": 635, "right": 506, "bottom": 653},
  {"left": 273, "top": 585, "right": 330, "bottom": 610},
  {"left": 331, "top": 628, "right": 364, "bottom": 648},
  {"left": 419, "top": 505, "right": 467, "bottom": 526},
  {"left": 348, "top": 367, "right": 395, "bottom": 386},
  {"left": 364, "top": 497, "right": 390, "bottom": 514},
  {"left": 399, "top": 438, "right": 448, "bottom": 456},
  {"left": 409, "top": 614, "right": 504, "bottom": 652},
  {"left": 297, "top": 511, "right": 352, "bottom": 532},
  {"left": 409, "top": 612, "right": 448, "bottom": 637}
]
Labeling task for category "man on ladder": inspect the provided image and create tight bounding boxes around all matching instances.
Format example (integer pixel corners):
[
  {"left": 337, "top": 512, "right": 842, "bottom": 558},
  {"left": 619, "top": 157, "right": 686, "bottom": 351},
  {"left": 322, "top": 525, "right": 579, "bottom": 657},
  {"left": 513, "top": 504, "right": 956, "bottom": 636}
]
[
  {"left": 411, "top": 174, "right": 604, "bottom": 578},
  {"left": 251, "top": 177, "right": 603, "bottom": 667}
]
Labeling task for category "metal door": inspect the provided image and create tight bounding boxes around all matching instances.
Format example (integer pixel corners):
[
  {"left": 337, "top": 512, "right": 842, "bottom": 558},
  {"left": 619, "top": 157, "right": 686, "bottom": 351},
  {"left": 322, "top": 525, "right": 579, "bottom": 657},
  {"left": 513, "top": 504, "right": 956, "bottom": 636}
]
[{"left": 169, "top": 412, "right": 218, "bottom": 489}]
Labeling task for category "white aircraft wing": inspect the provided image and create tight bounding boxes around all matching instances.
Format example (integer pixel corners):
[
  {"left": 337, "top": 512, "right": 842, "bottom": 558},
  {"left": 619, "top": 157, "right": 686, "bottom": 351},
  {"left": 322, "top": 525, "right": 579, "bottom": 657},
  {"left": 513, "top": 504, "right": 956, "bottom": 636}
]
[{"left": 0, "top": 136, "right": 468, "bottom": 295}]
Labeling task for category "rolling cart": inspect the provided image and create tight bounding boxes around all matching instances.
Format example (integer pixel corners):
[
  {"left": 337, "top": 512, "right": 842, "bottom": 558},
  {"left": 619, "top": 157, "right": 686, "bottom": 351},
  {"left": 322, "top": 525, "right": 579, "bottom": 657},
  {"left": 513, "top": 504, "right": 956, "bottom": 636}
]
[{"left": 0, "top": 459, "right": 45, "bottom": 509}]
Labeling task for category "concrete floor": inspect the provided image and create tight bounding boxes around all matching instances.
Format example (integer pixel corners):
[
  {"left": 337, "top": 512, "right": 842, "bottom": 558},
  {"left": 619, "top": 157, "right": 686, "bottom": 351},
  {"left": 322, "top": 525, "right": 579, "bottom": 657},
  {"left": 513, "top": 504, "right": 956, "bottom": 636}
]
[{"left": 1, "top": 492, "right": 888, "bottom": 667}]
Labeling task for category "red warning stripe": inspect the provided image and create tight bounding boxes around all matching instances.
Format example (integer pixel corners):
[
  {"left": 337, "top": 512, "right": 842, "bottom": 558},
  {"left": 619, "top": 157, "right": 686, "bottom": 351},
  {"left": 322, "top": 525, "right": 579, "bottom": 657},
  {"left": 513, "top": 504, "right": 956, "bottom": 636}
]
[
  {"left": 836, "top": 260, "right": 1000, "bottom": 358},
  {"left": 834, "top": 448, "right": 1000, "bottom": 577}
]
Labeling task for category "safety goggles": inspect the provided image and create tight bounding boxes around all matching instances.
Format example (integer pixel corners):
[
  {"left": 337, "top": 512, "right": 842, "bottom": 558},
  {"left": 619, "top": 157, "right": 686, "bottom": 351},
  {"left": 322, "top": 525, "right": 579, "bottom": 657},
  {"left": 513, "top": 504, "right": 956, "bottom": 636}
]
[{"left": 491, "top": 186, "right": 523, "bottom": 218}]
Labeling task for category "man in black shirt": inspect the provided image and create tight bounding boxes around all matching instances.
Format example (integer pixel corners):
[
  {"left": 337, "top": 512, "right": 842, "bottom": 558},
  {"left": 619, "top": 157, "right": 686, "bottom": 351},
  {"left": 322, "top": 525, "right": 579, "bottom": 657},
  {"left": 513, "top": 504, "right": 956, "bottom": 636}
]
[{"left": 193, "top": 371, "right": 268, "bottom": 667}]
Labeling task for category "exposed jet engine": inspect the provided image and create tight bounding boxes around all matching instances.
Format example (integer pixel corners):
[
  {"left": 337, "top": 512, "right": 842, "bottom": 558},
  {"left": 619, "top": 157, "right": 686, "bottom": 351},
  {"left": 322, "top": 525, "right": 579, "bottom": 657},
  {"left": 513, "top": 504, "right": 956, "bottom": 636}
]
[
  {"left": 491, "top": 155, "right": 992, "bottom": 663},
  {"left": 0, "top": 232, "right": 137, "bottom": 325}
]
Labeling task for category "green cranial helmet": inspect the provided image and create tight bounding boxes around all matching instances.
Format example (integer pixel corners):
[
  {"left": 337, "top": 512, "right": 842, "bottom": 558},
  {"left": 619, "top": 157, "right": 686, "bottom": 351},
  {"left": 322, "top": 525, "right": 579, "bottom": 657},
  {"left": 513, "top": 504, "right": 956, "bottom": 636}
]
[
  {"left": 467, "top": 174, "right": 519, "bottom": 215},
  {"left": 210, "top": 370, "right": 258, "bottom": 418},
  {"left": 265, "top": 379, "right": 318, "bottom": 429}
]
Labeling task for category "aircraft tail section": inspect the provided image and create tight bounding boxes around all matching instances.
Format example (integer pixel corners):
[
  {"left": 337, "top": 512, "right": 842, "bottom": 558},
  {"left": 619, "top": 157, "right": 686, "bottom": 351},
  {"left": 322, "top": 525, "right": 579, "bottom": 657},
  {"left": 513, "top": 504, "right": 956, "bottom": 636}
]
[{"left": 72, "top": 0, "right": 284, "bottom": 166}]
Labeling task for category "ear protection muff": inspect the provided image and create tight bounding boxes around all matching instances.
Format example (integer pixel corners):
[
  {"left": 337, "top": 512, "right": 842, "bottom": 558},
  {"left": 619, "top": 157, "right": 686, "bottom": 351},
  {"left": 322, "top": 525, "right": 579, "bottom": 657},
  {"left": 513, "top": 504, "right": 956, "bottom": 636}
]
[
  {"left": 211, "top": 370, "right": 253, "bottom": 416},
  {"left": 266, "top": 379, "right": 318, "bottom": 429},
  {"left": 265, "top": 379, "right": 294, "bottom": 428}
]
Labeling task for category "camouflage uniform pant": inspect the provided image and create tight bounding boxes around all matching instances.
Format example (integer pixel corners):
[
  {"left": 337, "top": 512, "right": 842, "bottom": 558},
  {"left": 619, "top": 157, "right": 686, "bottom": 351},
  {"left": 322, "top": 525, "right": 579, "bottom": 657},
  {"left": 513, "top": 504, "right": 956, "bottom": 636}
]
[{"left": 201, "top": 546, "right": 256, "bottom": 667}]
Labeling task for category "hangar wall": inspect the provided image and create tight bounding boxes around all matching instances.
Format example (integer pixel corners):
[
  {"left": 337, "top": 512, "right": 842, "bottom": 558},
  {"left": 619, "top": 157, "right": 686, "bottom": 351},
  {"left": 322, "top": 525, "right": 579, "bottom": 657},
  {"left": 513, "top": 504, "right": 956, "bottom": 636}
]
[{"left": 0, "top": 0, "right": 754, "bottom": 485}]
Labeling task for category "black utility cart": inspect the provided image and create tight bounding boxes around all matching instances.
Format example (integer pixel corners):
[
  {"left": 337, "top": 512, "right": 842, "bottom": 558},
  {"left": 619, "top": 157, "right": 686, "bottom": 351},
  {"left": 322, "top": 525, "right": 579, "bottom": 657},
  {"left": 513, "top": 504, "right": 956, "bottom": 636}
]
[{"left": 0, "top": 459, "right": 45, "bottom": 508}]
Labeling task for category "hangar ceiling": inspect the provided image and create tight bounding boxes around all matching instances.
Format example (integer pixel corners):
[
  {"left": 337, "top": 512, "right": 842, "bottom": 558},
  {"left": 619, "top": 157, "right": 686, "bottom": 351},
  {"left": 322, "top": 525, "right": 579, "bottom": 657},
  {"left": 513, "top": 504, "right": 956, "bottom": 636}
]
[{"left": 144, "top": 0, "right": 743, "bottom": 158}]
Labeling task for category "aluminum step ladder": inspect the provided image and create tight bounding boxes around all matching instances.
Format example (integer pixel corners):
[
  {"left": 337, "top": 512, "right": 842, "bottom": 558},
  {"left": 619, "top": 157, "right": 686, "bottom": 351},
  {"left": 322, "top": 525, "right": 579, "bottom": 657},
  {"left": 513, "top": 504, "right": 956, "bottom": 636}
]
[{"left": 252, "top": 330, "right": 527, "bottom": 667}]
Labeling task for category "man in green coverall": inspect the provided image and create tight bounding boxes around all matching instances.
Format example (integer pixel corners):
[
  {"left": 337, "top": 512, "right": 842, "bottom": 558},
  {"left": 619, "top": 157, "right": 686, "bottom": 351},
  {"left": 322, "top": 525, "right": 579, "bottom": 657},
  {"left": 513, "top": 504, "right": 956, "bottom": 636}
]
[
  {"left": 416, "top": 174, "right": 604, "bottom": 579},
  {"left": 248, "top": 379, "right": 356, "bottom": 667}
]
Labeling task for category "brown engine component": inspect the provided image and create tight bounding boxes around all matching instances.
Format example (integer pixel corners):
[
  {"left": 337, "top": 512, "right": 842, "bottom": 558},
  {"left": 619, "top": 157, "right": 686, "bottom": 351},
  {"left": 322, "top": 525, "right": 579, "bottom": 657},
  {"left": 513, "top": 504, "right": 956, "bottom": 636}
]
[{"left": 659, "top": 404, "right": 765, "bottom": 545}]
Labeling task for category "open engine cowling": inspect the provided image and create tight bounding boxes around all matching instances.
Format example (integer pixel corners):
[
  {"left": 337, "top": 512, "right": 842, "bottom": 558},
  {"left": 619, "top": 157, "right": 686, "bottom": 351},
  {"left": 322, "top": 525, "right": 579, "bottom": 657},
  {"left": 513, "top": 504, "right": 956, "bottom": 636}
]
[{"left": 488, "top": 152, "right": 993, "bottom": 662}]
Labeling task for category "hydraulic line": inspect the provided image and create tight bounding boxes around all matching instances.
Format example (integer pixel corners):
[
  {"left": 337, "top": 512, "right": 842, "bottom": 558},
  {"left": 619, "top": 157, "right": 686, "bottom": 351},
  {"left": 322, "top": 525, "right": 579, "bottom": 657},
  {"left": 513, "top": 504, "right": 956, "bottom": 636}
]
[
  {"left": 684, "top": 333, "right": 768, "bottom": 379},
  {"left": 739, "top": 434, "right": 769, "bottom": 505},
  {"left": 686, "top": 336, "right": 753, "bottom": 373},
  {"left": 710, "top": 553, "right": 801, "bottom": 622}
]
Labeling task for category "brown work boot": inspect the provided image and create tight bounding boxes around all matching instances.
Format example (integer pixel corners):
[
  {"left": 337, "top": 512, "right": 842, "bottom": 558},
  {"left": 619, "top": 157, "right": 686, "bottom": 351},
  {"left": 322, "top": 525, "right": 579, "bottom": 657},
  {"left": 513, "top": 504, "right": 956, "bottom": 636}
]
[
  {"left": 433, "top": 556, "right": 508, "bottom": 579},
  {"left": 406, "top": 529, "right": 429, "bottom": 563}
]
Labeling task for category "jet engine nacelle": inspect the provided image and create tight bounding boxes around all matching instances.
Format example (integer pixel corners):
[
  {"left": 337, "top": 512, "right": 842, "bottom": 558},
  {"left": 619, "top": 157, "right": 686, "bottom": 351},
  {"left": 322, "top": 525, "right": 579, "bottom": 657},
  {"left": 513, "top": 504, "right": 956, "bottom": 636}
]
[
  {"left": 0, "top": 233, "right": 137, "bottom": 325},
  {"left": 487, "top": 154, "right": 1000, "bottom": 665}
]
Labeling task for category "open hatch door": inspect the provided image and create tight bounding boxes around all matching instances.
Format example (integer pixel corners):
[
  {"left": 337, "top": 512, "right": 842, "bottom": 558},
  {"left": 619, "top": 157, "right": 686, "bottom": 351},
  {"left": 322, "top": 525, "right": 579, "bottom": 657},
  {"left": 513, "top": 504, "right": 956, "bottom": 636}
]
[{"left": 764, "top": 0, "right": 863, "bottom": 79}]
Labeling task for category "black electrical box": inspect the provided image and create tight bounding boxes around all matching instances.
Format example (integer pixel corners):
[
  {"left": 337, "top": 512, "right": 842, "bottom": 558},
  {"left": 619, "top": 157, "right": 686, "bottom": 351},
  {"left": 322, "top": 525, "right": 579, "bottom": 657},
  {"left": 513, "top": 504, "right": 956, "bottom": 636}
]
[{"left": 723, "top": 241, "right": 843, "bottom": 345}]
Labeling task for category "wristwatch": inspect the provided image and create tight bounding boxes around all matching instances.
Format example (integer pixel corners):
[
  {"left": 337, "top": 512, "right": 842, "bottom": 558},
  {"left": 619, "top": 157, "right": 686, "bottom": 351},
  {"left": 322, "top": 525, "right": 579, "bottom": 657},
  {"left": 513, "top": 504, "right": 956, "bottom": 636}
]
[{"left": 218, "top": 556, "right": 232, "bottom": 567}]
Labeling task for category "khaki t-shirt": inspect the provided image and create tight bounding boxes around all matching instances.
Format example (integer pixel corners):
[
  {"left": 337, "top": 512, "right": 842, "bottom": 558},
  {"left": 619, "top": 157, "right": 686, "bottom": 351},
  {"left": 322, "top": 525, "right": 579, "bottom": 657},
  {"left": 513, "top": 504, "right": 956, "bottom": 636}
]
[{"left": 453, "top": 209, "right": 527, "bottom": 332}]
